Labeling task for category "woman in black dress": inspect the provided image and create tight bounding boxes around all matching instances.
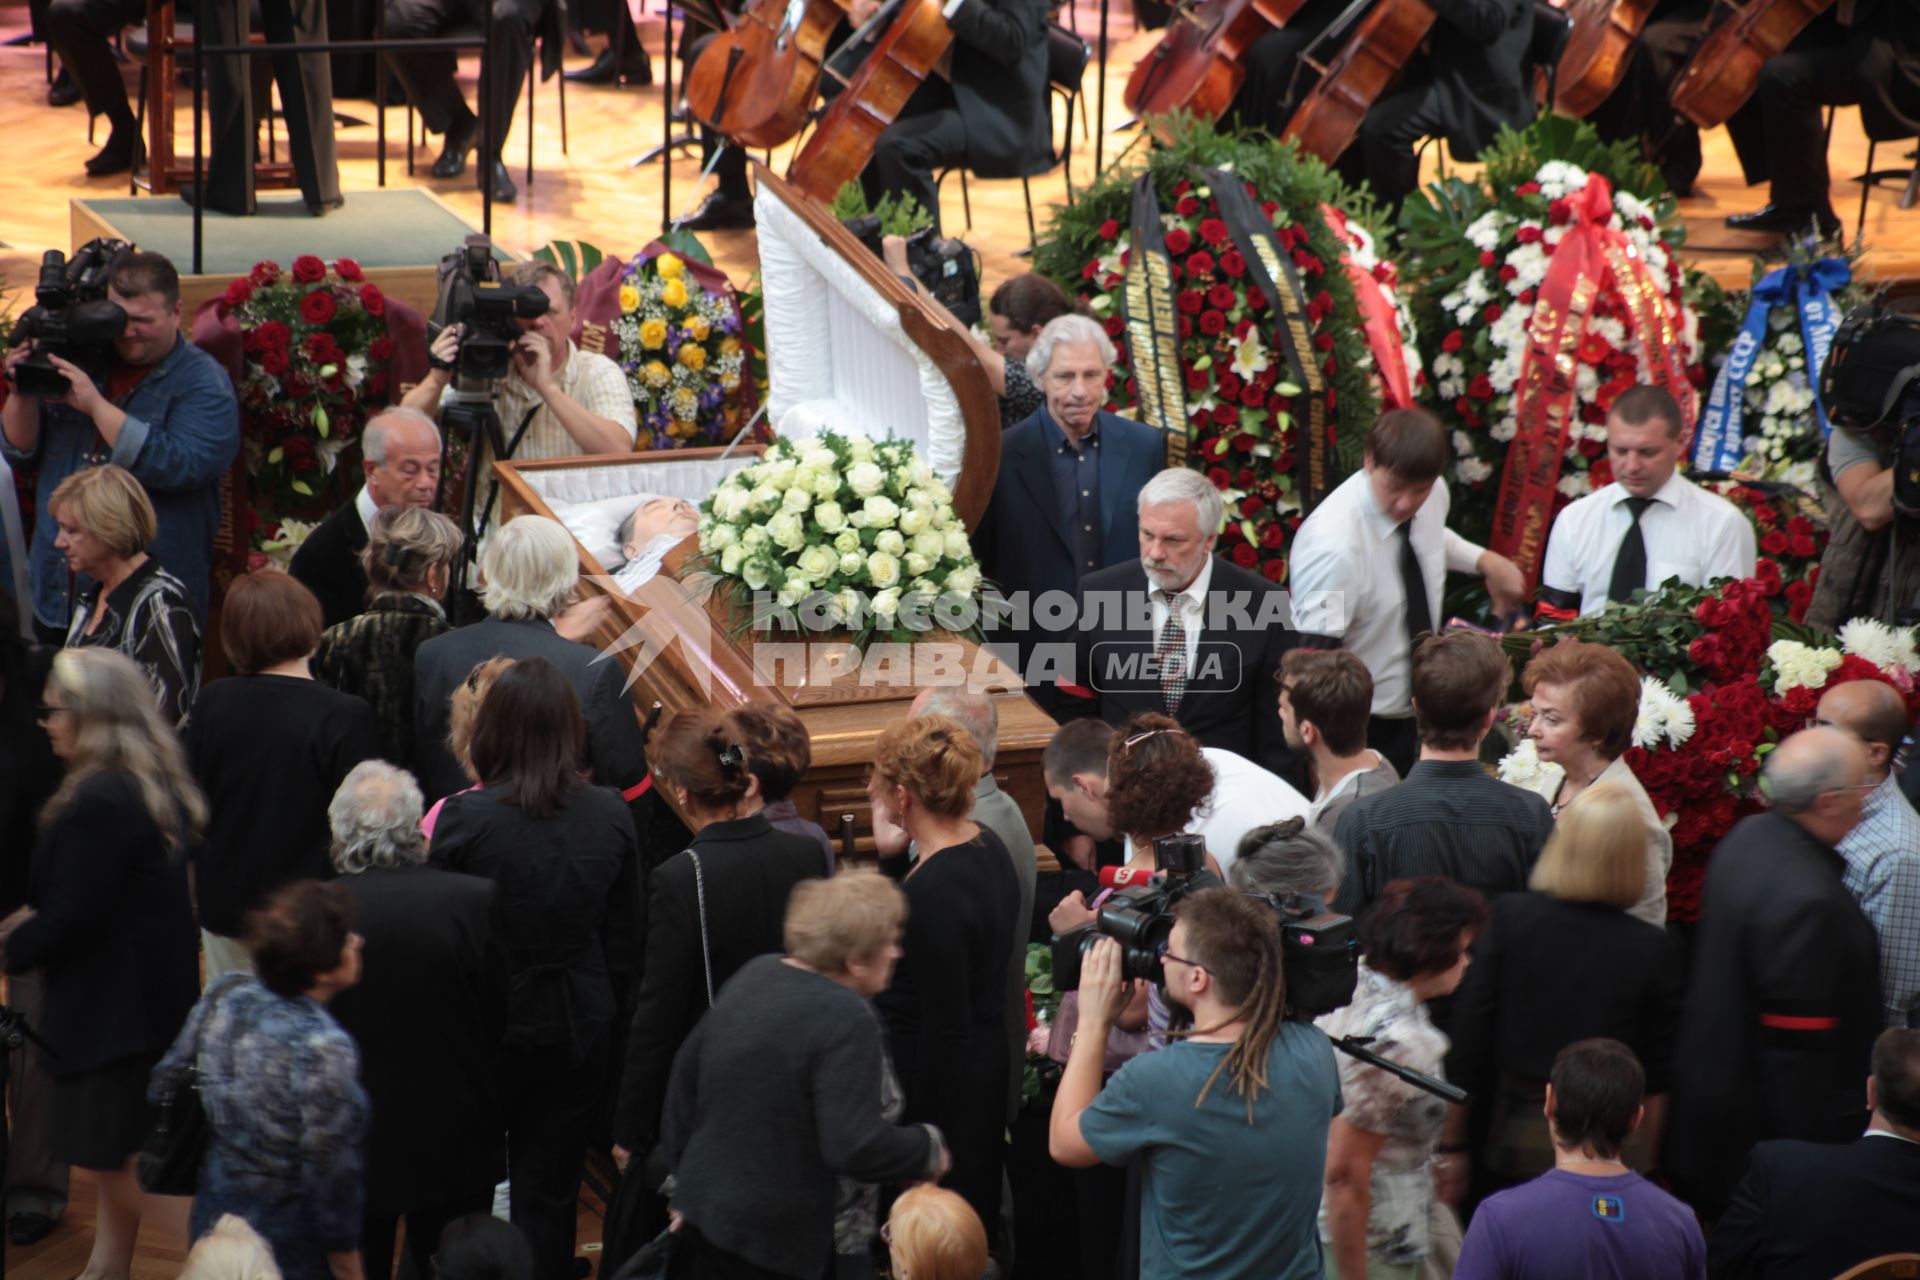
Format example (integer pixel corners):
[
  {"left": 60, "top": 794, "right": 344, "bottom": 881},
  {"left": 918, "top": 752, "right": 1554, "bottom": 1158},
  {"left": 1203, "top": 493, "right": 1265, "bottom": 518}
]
[
  {"left": 185, "top": 571, "right": 381, "bottom": 979},
  {"left": 869, "top": 715, "right": 1019, "bottom": 1246},
  {"left": 429, "top": 657, "right": 640, "bottom": 1280},
  {"left": 0, "top": 646, "right": 202, "bottom": 1280},
  {"left": 608, "top": 708, "right": 830, "bottom": 1266}
]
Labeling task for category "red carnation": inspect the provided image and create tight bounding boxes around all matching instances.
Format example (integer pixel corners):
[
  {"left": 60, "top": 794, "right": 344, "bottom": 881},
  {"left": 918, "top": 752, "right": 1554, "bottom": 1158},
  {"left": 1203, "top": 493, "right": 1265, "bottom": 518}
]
[
  {"left": 1484, "top": 303, "right": 1504, "bottom": 323},
  {"left": 1164, "top": 228, "right": 1193, "bottom": 255},
  {"left": 1082, "top": 261, "right": 1101, "bottom": 281},
  {"left": 223, "top": 278, "right": 254, "bottom": 310},
  {"left": 1515, "top": 225, "right": 1544, "bottom": 245},
  {"left": 1099, "top": 218, "right": 1121, "bottom": 240},
  {"left": 1498, "top": 264, "right": 1518, "bottom": 283},
  {"left": 291, "top": 255, "right": 327, "bottom": 284},
  {"left": 1199, "top": 218, "right": 1230, "bottom": 246},
  {"left": 300, "top": 291, "right": 337, "bottom": 324},
  {"left": 261, "top": 348, "right": 289, "bottom": 376},
  {"left": 1760, "top": 530, "right": 1790, "bottom": 555},
  {"left": 1232, "top": 543, "right": 1259, "bottom": 568},
  {"left": 1516, "top": 181, "right": 1541, "bottom": 196},
  {"left": 1577, "top": 333, "right": 1612, "bottom": 365},
  {"left": 1442, "top": 329, "right": 1465, "bottom": 354},
  {"left": 1174, "top": 179, "right": 1192, "bottom": 196},
  {"left": 358, "top": 284, "right": 386, "bottom": 316},
  {"left": 1175, "top": 196, "right": 1200, "bottom": 217},
  {"left": 1479, "top": 251, "right": 1497, "bottom": 268},
  {"left": 1547, "top": 199, "right": 1572, "bottom": 226},
  {"left": 1519, "top": 289, "right": 1538, "bottom": 306},
  {"left": 1468, "top": 374, "right": 1496, "bottom": 400},
  {"left": 1220, "top": 251, "right": 1247, "bottom": 278},
  {"left": 1187, "top": 251, "right": 1216, "bottom": 277}
]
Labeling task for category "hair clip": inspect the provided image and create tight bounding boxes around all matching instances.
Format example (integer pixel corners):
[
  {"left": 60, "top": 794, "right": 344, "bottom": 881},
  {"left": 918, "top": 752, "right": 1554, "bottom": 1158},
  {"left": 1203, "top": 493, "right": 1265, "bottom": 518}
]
[{"left": 716, "top": 743, "right": 744, "bottom": 777}]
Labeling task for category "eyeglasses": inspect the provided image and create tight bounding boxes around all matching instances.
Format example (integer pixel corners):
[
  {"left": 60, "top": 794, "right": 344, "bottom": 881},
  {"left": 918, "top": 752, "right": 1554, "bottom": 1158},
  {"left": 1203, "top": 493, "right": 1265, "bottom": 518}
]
[{"left": 1161, "top": 950, "right": 1206, "bottom": 974}]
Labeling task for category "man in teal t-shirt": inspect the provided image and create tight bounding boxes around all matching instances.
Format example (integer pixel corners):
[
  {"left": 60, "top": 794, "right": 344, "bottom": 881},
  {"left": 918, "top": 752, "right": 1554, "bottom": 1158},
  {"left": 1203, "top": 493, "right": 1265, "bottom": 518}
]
[{"left": 1048, "top": 887, "right": 1342, "bottom": 1280}]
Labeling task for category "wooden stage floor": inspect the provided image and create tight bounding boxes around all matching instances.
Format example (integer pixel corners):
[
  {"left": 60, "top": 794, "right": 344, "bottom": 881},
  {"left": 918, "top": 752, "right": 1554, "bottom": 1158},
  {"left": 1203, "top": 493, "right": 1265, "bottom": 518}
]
[{"left": 1, "top": 4, "right": 1918, "bottom": 302}]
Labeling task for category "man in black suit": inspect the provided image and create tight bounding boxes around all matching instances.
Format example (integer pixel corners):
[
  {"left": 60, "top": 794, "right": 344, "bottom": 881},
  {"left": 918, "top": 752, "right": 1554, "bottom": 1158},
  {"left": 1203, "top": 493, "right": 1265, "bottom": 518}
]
[
  {"left": 1711, "top": 1027, "right": 1920, "bottom": 1278},
  {"left": 974, "top": 315, "right": 1166, "bottom": 709},
  {"left": 1072, "top": 466, "right": 1304, "bottom": 790},
  {"left": 851, "top": 0, "right": 1051, "bottom": 232},
  {"left": 412, "top": 515, "right": 650, "bottom": 821},
  {"left": 1667, "top": 727, "right": 1885, "bottom": 1220},
  {"left": 290, "top": 408, "right": 444, "bottom": 629},
  {"left": 322, "top": 761, "right": 510, "bottom": 1280}
]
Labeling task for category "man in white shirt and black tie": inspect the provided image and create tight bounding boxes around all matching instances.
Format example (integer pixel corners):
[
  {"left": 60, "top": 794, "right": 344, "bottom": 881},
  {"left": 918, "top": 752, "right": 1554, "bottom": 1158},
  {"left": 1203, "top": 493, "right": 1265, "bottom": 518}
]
[
  {"left": 1538, "top": 385, "right": 1756, "bottom": 620},
  {"left": 1289, "top": 408, "right": 1526, "bottom": 777}
]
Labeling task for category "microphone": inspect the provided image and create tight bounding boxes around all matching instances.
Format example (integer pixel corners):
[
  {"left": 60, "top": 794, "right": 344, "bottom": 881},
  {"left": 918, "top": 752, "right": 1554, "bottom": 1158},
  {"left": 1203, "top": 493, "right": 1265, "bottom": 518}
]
[{"left": 1097, "top": 865, "right": 1165, "bottom": 891}]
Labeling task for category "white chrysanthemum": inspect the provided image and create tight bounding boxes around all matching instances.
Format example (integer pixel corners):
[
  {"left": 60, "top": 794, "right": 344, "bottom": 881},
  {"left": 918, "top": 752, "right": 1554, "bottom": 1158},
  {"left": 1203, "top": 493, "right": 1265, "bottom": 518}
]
[
  {"left": 1498, "top": 738, "right": 1564, "bottom": 797},
  {"left": 1557, "top": 472, "right": 1591, "bottom": 498},
  {"left": 1768, "top": 639, "right": 1846, "bottom": 692},
  {"left": 1839, "top": 618, "right": 1920, "bottom": 673},
  {"left": 1465, "top": 211, "right": 1506, "bottom": 253},
  {"left": 1633, "top": 675, "right": 1696, "bottom": 751},
  {"left": 1490, "top": 415, "right": 1519, "bottom": 444},
  {"left": 1457, "top": 457, "right": 1493, "bottom": 484}
]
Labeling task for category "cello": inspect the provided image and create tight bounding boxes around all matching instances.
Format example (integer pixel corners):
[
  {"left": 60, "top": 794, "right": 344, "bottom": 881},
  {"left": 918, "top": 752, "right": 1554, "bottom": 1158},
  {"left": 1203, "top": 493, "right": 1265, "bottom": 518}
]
[
  {"left": 684, "top": 0, "right": 851, "bottom": 148},
  {"left": 1668, "top": 0, "right": 1832, "bottom": 128},
  {"left": 1280, "top": 0, "right": 1436, "bottom": 165},
  {"left": 1552, "top": 0, "right": 1662, "bottom": 117},
  {"left": 785, "top": 0, "right": 953, "bottom": 204},
  {"left": 1123, "top": 0, "right": 1314, "bottom": 128}
]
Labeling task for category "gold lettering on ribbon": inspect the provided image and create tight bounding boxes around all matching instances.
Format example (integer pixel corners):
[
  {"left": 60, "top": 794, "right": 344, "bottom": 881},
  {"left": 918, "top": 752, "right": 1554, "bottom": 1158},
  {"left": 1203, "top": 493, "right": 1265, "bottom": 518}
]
[
  {"left": 1125, "top": 240, "right": 1186, "bottom": 462},
  {"left": 1248, "top": 232, "right": 1329, "bottom": 504},
  {"left": 1601, "top": 240, "right": 1697, "bottom": 445}
]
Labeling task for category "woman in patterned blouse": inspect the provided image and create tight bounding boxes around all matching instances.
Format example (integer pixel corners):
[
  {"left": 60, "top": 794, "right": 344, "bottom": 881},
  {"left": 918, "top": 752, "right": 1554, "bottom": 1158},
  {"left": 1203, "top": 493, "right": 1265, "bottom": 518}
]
[
  {"left": 49, "top": 465, "right": 201, "bottom": 726},
  {"left": 153, "top": 880, "right": 370, "bottom": 1280},
  {"left": 1317, "top": 877, "right": 1488, "bottom": 1280}
]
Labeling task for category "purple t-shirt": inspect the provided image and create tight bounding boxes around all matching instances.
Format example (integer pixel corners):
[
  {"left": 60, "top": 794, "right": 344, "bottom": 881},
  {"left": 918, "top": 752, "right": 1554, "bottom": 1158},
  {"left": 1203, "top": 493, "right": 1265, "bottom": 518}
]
[{"left": 1455, "top": 1169, "right": 1706, "bottom": 1280}]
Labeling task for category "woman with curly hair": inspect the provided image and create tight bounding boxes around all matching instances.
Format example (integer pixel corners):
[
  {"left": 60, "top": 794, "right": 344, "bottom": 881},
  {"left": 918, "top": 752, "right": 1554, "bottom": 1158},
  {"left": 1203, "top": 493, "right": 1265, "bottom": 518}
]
[{"left": 869, "top": 716, "right": 1019, "bottom": 1254}]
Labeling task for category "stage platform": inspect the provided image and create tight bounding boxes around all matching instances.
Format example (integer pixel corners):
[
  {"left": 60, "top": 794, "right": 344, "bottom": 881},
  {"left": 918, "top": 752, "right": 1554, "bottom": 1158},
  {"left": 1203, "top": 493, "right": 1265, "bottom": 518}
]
[{"left": 68, "top": 187, "right": 496, "bottom": 317}]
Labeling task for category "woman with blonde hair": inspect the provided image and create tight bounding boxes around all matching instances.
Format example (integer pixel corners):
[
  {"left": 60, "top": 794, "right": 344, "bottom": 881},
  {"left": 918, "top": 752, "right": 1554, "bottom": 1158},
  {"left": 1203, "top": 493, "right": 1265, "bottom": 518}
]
[
  {"left": 886, "top": 1186, "right": 987, "bottom": 1280},
  {"left": 314, "top": 505, "right": 464, "bottom": 768},
  {"left": 0, "top": 646, "right": 202, "bottom": 1280},
  {"left": 421, "top": 657, "right": 513, "bottom": 840},
  {"left": 869, "top": 716, "right": 1019, "bottom": 1254},
  {"left": 180, "top": 1213, "right": 284, "bottom": 1280},
  {"left": 49, "top": 464, "right": 201, "bottom": 724},
  {"left": 1446, "top": 783, "right": 1685, "bottom": 1193}
]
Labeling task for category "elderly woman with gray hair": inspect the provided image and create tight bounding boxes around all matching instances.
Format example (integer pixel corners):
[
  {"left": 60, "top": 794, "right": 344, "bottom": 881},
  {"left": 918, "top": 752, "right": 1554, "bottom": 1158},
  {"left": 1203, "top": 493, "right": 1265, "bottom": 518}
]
[{"left": 323, "top": 761, "right": 509, "bottom": 1280}]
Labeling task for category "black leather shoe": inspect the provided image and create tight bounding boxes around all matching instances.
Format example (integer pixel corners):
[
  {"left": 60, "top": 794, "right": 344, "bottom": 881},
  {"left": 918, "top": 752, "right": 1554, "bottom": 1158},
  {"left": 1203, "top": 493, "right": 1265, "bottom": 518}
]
[
  {"left": 306, "top": 195, "right": 346, "bottom": 216},
  {"left": 47, "top": 69, "right": 80, "bottom": 107},
  {"left": 8, "top": 1213, "right": 56, "bottom": 1246},
  {"left": 484, "top": 157, "right": 517, "bottom": 203},
  {"left": 432, "top": 114, "right": 479, "bottom": 179},
  {"left": 565, "top": 46, "right": 652, "bottom": 84},
  {"left": 84, "top": 126, "right": 143, "bottom": 176},
  {"left": 177, "top": 181, "right": 254, "bottom": 216},
  {"left": 1725, "top": 202, "right": 1840, "bottom": 238},
  {"left": 678, "top": 189, "right": 755, "bottom": 230}
]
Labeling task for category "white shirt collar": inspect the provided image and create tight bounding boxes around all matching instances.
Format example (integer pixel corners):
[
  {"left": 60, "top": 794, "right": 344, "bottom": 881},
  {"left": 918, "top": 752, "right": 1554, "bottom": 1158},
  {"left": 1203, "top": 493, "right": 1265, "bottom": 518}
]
[
  {"left": 355, "top": 484, "right": 381, "bottom": 532},
  {"left": 1866, "top": 1126, "right": 1920, "bottom": 1146},
  {"left": 1613, "top": 470, "right": 1692, "bottom": 512},
  {"left": 1161, "top": 553, "right": 1215, "bottom": 609}
]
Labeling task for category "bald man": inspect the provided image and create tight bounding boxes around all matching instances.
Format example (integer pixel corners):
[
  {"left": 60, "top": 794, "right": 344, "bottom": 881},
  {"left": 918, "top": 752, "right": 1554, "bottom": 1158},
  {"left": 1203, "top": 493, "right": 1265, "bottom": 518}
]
[
  {"left": 1818, "top": 680, "right": 1920, "bottom": 1029},
  {"left": 1667, "top": 726, "right": 1885, "bottom": 1217}
]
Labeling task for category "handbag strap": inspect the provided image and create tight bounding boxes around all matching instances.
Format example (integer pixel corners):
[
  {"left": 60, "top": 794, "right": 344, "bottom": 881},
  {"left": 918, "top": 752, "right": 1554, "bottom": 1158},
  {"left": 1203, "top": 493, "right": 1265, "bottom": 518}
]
[{"left": 687, "top": 848, "right": 715, "bottom": 1009}]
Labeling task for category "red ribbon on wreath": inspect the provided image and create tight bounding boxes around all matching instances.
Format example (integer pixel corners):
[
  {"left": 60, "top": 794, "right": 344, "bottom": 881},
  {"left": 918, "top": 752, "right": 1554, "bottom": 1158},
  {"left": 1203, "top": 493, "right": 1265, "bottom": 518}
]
[
  {"left": 1489, "top": 175, "right": 1696, "bottom": 588},
  {"left": 1321, "top": 205, "right": 1414, "bottom": 412}
]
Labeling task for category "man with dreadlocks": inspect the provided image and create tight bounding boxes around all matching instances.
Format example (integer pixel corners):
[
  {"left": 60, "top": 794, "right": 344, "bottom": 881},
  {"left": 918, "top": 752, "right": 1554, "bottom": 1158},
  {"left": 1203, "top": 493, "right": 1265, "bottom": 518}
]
[{"left": 1048, "top": 887, "right": 1341, "bottom": 1278}]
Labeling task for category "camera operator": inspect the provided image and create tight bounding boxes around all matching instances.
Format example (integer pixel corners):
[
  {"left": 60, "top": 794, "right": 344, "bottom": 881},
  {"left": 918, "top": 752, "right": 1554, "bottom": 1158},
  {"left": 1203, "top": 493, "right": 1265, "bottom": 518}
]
[
  {"left": 2, "top": 250, "right": 239, "bottom": 641},
  {"left": 1049, "top": 886, "right": 1341, "bottom": 1279},
  {"left": 402, "top": 261, "right": 635, "bottom": 522},
  {"left": 1809, "top": 416, "right": 1920, "bottom": 628}
]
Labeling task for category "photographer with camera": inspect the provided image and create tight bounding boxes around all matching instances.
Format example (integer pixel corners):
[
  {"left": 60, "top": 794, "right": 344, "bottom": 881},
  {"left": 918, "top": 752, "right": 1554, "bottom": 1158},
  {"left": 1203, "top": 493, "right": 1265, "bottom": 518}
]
[
  {"left": 3, "top": 248, "right": 239, "bottom": 641},
  {"left": 402, "top": 260, "right": 634, "bottom": 521},
  {"left": 1049, "top": 886, "right": 1341, "bottom": 1279}
]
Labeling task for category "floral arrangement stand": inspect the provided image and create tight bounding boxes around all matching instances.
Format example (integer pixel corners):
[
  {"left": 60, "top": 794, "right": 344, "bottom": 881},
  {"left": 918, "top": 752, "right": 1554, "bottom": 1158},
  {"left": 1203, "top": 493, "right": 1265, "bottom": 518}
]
[
  {"left": 493, "top": 441, "right": 1060, "bottom": 855},
  {"left": 1033, "top": 116, "right": 1419, "bottom": 584},
  {"left": 1500, "top": 577, "right": 1920, "bottom": 921}
]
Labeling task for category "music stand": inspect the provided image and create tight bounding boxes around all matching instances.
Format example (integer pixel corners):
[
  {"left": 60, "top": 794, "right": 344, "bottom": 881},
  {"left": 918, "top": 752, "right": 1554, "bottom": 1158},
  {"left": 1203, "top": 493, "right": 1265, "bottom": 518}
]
[{"left": 628, "top": 0, "right": 727, "bottom": 232}]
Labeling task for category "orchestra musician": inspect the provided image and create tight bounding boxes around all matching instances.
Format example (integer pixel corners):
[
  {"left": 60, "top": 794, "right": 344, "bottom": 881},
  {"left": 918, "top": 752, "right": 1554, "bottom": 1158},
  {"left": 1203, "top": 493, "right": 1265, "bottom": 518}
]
[
  {"left": 1579, "top": 0, "right": 1710, "bottom": 195},
  {"left": 1722, "top": 1, "right": 1920, "bottom": 239},
  {"left": 846, "top": 0, "right": 1051, "bottom": 234},
  {"left": 681, "top": 12, "right": 757, "bottom": 231},
  {"left": 1227, "top": 0, "right": 1351, "bottom": 138}
]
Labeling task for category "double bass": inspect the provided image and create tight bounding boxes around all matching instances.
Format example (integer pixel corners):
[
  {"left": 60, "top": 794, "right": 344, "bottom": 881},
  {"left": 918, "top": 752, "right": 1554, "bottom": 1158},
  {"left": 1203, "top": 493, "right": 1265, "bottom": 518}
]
[
  {"left": 1668, "top": 0, "right": 1832, "bottom": 128},
  {"left": 1552, "top": 0, "right": 1662, "bottom": 117},
  {"left": 1123, "top": 0, "right": 1313, "bottom": 127},
  {"left": 685, "top": 0, "right": 850, "bottom": 148},
  {"left": 785, "top": 0, "right": 953, "bottom": 203},
  {"left": 1280, "top": 0, "right": 1435, "bottom": 165}
]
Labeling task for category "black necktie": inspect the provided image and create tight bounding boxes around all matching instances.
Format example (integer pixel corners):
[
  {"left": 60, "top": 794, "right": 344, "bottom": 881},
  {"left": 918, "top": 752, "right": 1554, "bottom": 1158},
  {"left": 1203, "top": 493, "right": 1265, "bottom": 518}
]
[
  {"left": 1607, "top": 497, "right": 1654, "bottom": 604},
  {"left": 1397, "top": 521, "right": 1433, "bottom": 650}
]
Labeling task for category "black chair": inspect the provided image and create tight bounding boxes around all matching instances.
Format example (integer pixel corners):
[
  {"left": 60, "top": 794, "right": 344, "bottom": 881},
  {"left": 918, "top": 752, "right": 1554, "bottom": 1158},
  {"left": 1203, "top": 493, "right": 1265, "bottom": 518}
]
[
  {"left": 1852, "top": 140, "right": 1920, "bottom": 244},
  {"left": 1528, "top": 0, "right": 1573, "bottom": 110}
]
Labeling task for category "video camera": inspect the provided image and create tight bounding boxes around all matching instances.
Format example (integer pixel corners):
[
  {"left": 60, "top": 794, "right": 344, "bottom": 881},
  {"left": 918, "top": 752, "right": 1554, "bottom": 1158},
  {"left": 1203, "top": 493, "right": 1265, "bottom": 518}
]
[
  {"left": 430, "top": 235, "right": 550, "bottom": 383},
  {"left": 1050, "top": 833, "right": 1361, "bottom": 1021},
  {"left": 6, "top": 240, "right": 130, "bottom": 399},
  {"left": 845, "top": 218, "right": 983, "bottom": 330}
]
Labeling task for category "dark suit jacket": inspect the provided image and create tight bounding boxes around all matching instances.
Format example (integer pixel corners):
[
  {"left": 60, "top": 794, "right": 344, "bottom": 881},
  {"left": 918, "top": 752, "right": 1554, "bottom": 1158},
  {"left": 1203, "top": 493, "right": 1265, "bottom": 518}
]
[
  {"left": 948, "top": 0, "right": 1051, "bottom": 179},
  {"left": 611, "top": 814, "right": 830, "bottom": 1151},
  {"left": 1709, "top": 1134, "right": 1920, "bottom": 1279},
  {"left": 1073, "top": 556, "right": 1304, "bottom": 788},
  {"left": 413, "top": 615, "right": 650, "bottom": 809},
  {"left": 1667, "top": 812, "right": 1883, "bottom": 1216},
  {"left": 975, "top": 408, "right": 1166, "bottom": 677},
  {"left": 328, "top": 865, "right": 511, "bottom": 1217},
  {"left": 6, "top": 771, "right": 199, "bottom": 1076},
  {"left": 289, "top": 501, "right": 372, "bottom": 631},
  {"left": 1430, "top": 0, "right": 1535, "bottom": 160}
]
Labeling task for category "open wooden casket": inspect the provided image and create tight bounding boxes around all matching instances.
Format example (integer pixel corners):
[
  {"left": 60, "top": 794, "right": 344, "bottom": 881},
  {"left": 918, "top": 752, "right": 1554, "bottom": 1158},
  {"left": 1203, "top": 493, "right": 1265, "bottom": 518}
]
[{"left": 495, "top": 167, "right": 1057, "bottom": 851}]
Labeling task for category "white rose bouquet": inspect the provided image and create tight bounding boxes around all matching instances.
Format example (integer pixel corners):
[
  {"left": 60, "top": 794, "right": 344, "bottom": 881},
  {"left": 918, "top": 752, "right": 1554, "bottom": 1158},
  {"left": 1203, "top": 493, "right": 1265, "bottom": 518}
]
[{"left": 696, "top": 430, "right": 985, "bottom": 642}]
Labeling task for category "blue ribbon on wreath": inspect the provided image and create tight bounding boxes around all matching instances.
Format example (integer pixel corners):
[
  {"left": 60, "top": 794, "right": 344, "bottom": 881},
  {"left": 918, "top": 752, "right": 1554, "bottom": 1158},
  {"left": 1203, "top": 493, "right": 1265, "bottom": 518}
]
[{"left": 1692, "top": 257, "right": 1851, "bottom": 473}]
